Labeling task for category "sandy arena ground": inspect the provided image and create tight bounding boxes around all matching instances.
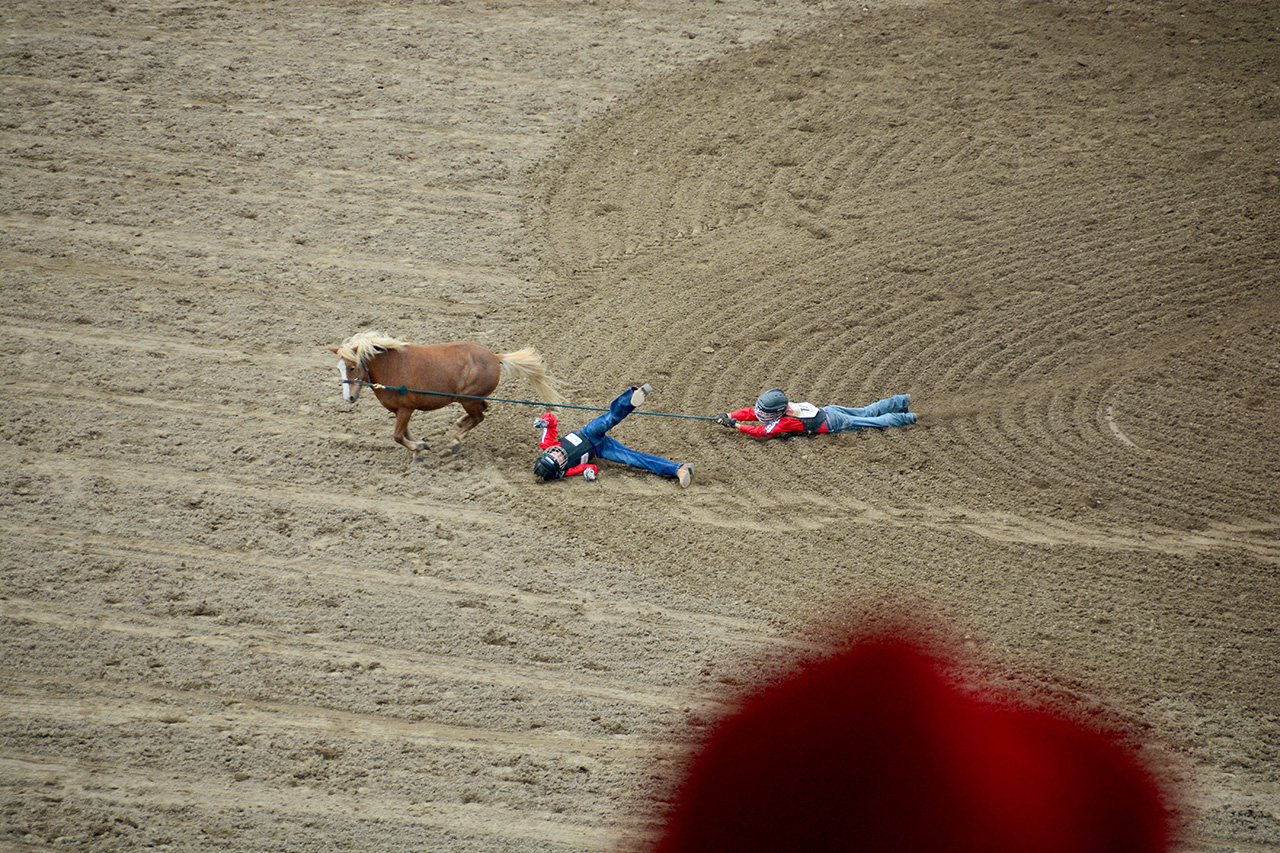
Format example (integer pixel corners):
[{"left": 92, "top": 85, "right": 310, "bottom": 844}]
[{"left": 2, "top": 1, "right": 1278, "bottom": 850}]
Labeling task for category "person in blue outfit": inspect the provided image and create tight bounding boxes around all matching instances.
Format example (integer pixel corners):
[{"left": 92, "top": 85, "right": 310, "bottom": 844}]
[
  {"left": 714, "top": 388, "right": 916, "bottom": 438},
  {"left": 533, "top": 384, "right": 694, "bottom": 488}
]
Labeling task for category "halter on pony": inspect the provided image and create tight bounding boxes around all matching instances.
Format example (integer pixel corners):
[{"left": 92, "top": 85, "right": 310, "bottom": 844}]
[{"left": 335, "top": 332, "right": 407, "bottom": 403}]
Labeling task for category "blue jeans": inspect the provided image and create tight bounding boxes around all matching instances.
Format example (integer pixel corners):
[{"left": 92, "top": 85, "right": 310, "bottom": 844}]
[
  {"left": 821, "top": 395, "right": 916, "bottom": 432},
  {"left": 578, "top": 388, "right": 681, "bottom": 478}
]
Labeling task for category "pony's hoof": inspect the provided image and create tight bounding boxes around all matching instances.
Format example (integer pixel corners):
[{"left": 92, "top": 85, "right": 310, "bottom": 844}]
[{"left": 445, "top": 442, "right": 461, "bottom": 455}]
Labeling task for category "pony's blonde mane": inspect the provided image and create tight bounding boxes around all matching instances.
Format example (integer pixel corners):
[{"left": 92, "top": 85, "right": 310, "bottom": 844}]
[{"left": 336, "top": 331, "right": 409, "bottom": 370}]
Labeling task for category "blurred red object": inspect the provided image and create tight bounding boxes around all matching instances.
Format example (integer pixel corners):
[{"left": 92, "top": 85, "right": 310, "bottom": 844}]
[{"left": 654, "top": 637, "right": 1174, "bottom": 853}]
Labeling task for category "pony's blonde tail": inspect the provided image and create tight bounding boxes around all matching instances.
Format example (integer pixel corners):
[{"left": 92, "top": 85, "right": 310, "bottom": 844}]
[{"left": 499, "top": 348, "right": 566, "bottom": 406}]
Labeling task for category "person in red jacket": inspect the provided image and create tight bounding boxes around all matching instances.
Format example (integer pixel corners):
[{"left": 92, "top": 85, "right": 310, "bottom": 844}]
[
  {"left": 715, "top": 388, "right": 916, "bottom": 438},
  {"left": 533, "top": 383, "right": 694, "bottom": 487}
]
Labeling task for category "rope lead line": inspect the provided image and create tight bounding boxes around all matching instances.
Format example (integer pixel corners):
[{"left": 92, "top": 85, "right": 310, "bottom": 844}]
[{"left": 343, "top": 379, "right": 718, "bottom": 422}]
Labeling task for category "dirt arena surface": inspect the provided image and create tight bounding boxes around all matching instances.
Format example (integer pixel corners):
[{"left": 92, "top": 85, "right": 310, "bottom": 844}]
[{"left": 2, "top": 0, "right": 1278, "bottom": 850}]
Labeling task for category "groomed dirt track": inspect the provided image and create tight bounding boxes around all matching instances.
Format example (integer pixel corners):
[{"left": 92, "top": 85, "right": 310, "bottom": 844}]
[{"left": 2, "top": 1, "right": 1278, "bottom": 851}]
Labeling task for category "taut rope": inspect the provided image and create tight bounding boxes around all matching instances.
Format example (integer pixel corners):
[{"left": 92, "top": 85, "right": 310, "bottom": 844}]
[{"left": 341, "top": 378, "right": 718, "bottom": 422}]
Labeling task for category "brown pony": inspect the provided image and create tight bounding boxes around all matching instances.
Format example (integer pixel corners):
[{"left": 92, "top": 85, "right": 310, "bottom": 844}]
[{"left": 331, "top": 331, "right": 565, "bottom": 455}]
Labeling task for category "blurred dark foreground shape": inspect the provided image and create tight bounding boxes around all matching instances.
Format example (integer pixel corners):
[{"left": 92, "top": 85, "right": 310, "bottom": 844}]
[{"left": 654, "top": 637, "right": 1176, "bottom": 853}]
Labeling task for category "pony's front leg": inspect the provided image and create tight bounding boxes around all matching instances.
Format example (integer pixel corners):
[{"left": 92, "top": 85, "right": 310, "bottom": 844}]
[{"left": 392, "top": 408, "right": 428, "bottom": 453}]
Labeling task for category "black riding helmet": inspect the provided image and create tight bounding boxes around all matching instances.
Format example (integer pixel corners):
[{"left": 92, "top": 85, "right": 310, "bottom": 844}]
[{"left": 533, "top": 447, "right": 567, "bottom": 480}]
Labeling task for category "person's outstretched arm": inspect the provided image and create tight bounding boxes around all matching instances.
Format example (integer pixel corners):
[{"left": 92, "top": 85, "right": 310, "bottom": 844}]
[
  {"left": 535, "top": 413, "right": 559, "bottom": 449},
  {"left": 715, "top": 407, "right": 804, "bottom": 438}
]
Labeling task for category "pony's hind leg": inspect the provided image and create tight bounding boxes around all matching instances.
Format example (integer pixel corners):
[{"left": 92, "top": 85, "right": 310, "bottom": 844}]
[
  {"left": 446, "top": 401, "right": 487, "bottom": 452},
  {"left": 392, "top": 408, "right": 428, "bottom": 453}
]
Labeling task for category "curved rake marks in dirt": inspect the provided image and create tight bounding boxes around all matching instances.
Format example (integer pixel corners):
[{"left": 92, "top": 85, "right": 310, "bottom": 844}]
[
  {"left": 543, "top": 59, "right": 1272, "bottom": 546},
  {"left": 995, "top": 384, "right": 1117, "bottom": 487},
  {"left": 939, "top": 390, "right": 1187, "bottom": 531},
  {"left": 1104, "top": 400, "right": 1141, "bottom": 450},
  {"left": 682, "top": 278, "right": 1131, "bottom": 514},
  {"left": 556, "top": 107, "right": 1021, "bottom": 281},
  {"left": 955, "top": 365, "right": 1271, "bottom": 532},
  {"left": 543, "top": 217, "right": 1269, "bottom": 537}
]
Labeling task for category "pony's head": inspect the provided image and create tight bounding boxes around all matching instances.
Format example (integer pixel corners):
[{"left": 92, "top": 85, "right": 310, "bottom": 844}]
[
  {"left": 329, "top": 347, "right": 362, "bottom": 403},
  {"left": 330, "top": 331, "right": 409, "bottom": 403}
]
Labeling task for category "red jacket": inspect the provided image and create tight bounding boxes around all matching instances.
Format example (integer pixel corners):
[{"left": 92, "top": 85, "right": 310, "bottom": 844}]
[
  {"left": 537, "top": 413, "right": 598, "bottom": 478},
  {"left": 729, "top": 404, "right": 831, "bottom": 438}
]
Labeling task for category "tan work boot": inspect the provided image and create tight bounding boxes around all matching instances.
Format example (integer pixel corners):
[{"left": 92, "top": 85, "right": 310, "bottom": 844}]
[{"left": 677, "top": 463, "right": 693, "bottom": 489}]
